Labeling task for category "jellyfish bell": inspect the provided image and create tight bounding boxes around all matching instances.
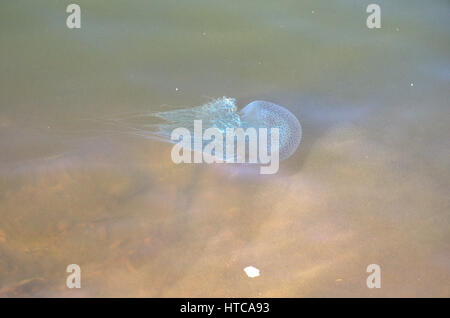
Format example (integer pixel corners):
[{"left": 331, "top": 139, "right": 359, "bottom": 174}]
[{"left": 240, "top": 100, "right": 302, "bottom": 161}]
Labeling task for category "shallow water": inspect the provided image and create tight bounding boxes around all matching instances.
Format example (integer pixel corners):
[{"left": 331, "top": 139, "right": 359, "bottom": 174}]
[{"left": 0, "top": 0, "right": 449, "bottom": 297}]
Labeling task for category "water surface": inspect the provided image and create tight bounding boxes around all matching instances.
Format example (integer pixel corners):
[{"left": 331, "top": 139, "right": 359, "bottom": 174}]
[{"left": 0, "top": 0, "right": 449, "bottom": 297}]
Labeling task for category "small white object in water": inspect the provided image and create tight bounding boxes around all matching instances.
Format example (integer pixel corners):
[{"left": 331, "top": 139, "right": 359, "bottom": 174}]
[
  {"left": 410, "top": 82, "right": 414, "bottom": 87},
  {"left": 244, "top": 266, "right": 260, "bottom": 278}
]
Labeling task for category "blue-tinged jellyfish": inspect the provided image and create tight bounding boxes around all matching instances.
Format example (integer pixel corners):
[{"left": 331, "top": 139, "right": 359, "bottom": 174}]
[{"left": 109, "top": 97, "right": 302, "bottom": 161}]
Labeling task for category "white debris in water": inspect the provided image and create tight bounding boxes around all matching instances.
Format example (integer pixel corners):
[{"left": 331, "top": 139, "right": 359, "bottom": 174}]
[
  {"left": 410, "top": 82, "right": 414, "bottom": 87},
  {"left": 175, "top": 87, "right": 179, "bottom": 91},
  {"left": 244, "top": 266, "right": 260, "bottom": 278}
]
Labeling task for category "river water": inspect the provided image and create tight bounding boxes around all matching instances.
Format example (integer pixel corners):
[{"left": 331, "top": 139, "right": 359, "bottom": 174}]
[{"left": 0, "top": 0, "right": 449, "bottom": 297}]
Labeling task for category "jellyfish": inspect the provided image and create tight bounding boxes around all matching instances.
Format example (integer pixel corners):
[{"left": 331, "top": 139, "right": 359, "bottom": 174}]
[{"left": 103, "top": 97, "right": 302, "bottom": 162}]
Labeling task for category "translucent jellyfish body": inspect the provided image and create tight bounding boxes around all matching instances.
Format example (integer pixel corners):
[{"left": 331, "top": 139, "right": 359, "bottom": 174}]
[
  {"left": 113, "top": 97, "right": 302, "bottom": 161},
  {"left": 240, "top": 100, "right": 302, "bottom": 160}
]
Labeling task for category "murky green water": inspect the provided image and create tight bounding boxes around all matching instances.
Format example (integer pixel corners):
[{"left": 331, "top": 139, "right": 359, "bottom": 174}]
[{"left": 0, "top": 0, "right": 449, "bottom": 297}]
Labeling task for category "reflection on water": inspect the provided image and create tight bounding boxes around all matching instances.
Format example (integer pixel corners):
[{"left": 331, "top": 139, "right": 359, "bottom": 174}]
[{"left": 0, "top": 0, "right": 449, "bottom": 297}]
